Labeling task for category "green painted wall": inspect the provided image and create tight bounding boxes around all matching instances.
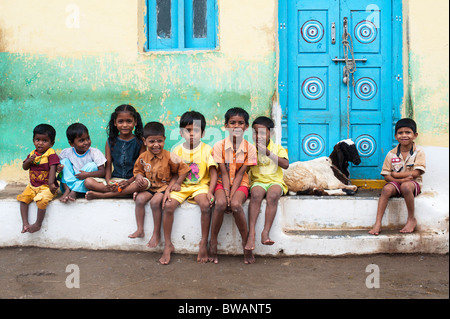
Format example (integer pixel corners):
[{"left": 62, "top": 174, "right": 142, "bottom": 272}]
[{"left": 0, "top": 52, "right": 276, "bottom": 179}]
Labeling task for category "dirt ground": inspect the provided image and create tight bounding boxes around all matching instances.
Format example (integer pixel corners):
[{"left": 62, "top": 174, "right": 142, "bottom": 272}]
[
  {"left": 1, "top": 185, "right": 447, "bottom": 303},
  {"left": 0, "top": 247, "right": 447, "bottom": 301}
]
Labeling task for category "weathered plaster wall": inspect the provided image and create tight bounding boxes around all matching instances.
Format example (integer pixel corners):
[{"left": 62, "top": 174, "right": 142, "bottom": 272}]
[
  {"left": 0, "top": 0, "right": 277, "bottom": 183},
  {"left": 407, "top": 0, "right": 449, "bottom": 147},
  {"left": 1, "top": 0, "right": 448, "bottom": 184}
]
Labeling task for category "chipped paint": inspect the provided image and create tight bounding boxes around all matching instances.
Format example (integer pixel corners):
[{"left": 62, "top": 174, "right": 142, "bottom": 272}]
[
  {"left": 0, "top": 0, "right": 277, "bottom": 182},
  {"left": 406, "top": 0, "right": 449, "bottom": 147},
  {"left": 0, "top": 0, "right": 448, "bottom": 182}
]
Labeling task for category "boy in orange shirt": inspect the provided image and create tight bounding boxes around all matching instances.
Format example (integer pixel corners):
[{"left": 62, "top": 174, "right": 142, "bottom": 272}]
[{"left": 210, "top": 107, "right": 257, "bottom": 264}]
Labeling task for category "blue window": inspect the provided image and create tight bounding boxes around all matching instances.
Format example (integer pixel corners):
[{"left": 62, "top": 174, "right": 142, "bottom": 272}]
[{"left": 145, "top": 0, "right": 218, "bottom": 51}]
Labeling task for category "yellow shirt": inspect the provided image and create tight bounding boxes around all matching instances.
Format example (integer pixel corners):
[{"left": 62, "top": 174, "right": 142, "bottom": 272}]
[
  {"left": 173, "top": 142, "right": 217, "bottom": 186},
  {"left": 248, "top": 140, "right": 289, "bottom": 194}
]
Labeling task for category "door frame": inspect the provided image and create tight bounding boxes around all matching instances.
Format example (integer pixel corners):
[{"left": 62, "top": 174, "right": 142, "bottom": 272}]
[{"left": 278, "top": 0, "right": 404, "bottom": 178}]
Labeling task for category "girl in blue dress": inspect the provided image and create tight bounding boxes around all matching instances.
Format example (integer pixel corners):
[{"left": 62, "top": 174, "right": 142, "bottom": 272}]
[{"left": 84, "top": 104, "right": 147, "bottom": 199}]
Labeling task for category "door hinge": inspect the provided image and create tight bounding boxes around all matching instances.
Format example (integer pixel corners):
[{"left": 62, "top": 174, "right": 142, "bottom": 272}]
[
  {"left": 394, "top": 15, "right": 402, "bottom": 22},
  {"left": 279, "top": 22, "right": 286, "bottom": 30}
]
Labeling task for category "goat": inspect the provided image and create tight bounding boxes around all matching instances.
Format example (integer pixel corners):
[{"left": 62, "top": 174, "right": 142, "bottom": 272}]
[{"left": 283, "top": 139, "right": 361, "bottom": 196}]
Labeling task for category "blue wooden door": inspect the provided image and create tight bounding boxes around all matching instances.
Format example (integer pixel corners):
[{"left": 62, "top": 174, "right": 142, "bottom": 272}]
[{"left": 282, "top": 0, "right": 401, "bottom": 179}]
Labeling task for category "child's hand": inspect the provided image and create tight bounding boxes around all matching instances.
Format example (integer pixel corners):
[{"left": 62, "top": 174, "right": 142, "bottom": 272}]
[
  {"left": 118, "top": 180, "right": 129, "bottom": 190},
  {"left": 207, "top": 192, "right": 215, "bottom": 207},
  {"left": 75, "top": 170, "right": 89, "bottom": 180},
  {"left": 135, "top": 175, "right": 147, "bottom": 188},
  {"left": 225, "top": 193, "right": 232, "bottom": 213},
  {"left": 400, "top": 175, "right": 414, "bottom": 184},
  {"left": 26, "top": 154, "right": 37, "bottom": 164},
  {"left": 107, "top": 181, "right": 117, "bottom": 192},
  {"left": 56, "top": 164, "right": 64, "bottom": 174},
  {"left": 256, "top": 142, "right": 270, "bottom": 156},
  {"left": 171, "top": 183, "right": 181, "bottom": 192},
  {"left": 162, "top": 191, "right": 171, "bottom": 209},
  {"left": 49, "top": 183, "right": 58, "bottom": 194}
]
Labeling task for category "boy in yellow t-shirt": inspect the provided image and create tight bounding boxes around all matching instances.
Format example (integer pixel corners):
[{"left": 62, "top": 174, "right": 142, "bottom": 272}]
[
  {"left": 246, "top": 116, "right": 289, "bottom": 252},
  {"left": 160, "top": 111, "right": 218, "bottom": 265}
]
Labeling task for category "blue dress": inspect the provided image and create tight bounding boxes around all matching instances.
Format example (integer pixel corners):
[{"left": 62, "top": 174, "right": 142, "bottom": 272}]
[{"left": 108, "top": 136, "right": 143, "bottom": 179}]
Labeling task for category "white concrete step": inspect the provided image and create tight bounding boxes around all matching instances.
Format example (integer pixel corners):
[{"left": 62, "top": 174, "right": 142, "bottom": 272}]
[{"left": 0, "top": 189, "right": 447, "bottom": 256}]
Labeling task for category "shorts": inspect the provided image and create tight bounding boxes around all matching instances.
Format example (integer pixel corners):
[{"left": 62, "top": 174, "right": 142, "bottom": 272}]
[
  {"left": 146, "top": 189, "right": 165, "bottom": 196},
  {"left": 17, "top": 184, "right": 56, "bottom": 210},
  {"left": 250, "top": 182, "right": 285, "bottom": 196},
  {"left": 92, "top": 177, "right": 128, "bottom": 186},
  {"left": 170, "top": 183, "right": 210, "bottom": 204},
  {"left": 387, "top": 181, "right": 421, "bottom": 197},
  {"left": 215, "top": 183, "right": 249, "bottom": 199}
]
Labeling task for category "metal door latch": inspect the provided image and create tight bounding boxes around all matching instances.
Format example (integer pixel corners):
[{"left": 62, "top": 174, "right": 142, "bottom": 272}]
[{"left": 332, "top": 57, "right": 367, "bottom": 63}]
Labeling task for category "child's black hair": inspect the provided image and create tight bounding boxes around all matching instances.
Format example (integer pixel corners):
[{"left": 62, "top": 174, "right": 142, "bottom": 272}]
[
  {"left": 66, "top": 123, "right": 89, "bottom": 143},
  {"left": 224, "top": 107, "right": 250, "bottom": 125},
  {"left": 179, "top": 111, "right": 206, "bottom": 133},
  {"left": 33, "top": 124, "right": 56, "bottom": 143},
  {"left": 252, "top": 116, "right": 275, "bottom": 130},
  {"left": 107, "top": 104, "right": 144, "bottom": 149},
  {"left": 395, "top": 118, "right": 417, "bottom": 134},
  {"left": 143, "top": 122, "right": 165, "bottom": 138}
]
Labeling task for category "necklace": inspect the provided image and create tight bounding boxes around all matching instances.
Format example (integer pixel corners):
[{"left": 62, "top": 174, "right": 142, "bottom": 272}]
[{"left": 34, "top": 151, "right": 44, "bottom": 165}]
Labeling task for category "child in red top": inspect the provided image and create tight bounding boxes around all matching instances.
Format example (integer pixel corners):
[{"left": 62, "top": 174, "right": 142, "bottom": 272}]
[{"left": 17, "top": 124, "right": 60, "bottom": 233}]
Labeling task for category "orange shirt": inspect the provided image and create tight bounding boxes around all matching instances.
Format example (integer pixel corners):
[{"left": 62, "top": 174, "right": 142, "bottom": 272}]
[
  {"left": 133, "top": 149, "right": 190, "bottom": 193},
  {"left": 212, "top": 138, "right": 257, "bottom": 188}
]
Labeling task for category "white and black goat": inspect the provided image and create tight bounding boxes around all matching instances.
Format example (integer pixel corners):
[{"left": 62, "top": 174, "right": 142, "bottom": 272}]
[{"left": 283, "top": 139, "right": 361, "bottom": 196}]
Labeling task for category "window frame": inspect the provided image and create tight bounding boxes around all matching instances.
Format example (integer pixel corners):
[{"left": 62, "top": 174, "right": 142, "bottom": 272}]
[{"left": 144, "top": 0, "right": 218, "bottom": 51}]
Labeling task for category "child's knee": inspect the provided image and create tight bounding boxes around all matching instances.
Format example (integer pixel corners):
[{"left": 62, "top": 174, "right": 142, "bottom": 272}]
[
  {"left": 214, "top": 199, "right": 227, "bottom": 212},
  {"left": 135, "top": 194, "right": 150, "bottom": 206},
  {"left": 150, "top": 198, "right": 163, "bottom": 210},
  {"left": 198, "top": 201, "right": 211, "bottom": 213},
  {"left": 230, "top": 201, "right": 243, "bottom": 213},
  {"left": 266, "top": 192, "right": 281, "bottom": 204},
  {"left": 381, "top": 184, "right": 396, "bottom": 197},
  {"left": 250, "top": 190, "right": 265, "bottom": 203},
  {"left": 400, "top": 183, "right": 414, "bottom": 195},
  {"left": 84, "top": 177, "right": 95, "bottom": 188}
]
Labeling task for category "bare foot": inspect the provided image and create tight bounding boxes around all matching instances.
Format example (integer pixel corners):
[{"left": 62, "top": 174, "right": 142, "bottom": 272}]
[
  {"left": 59, "top": 192, "right": 70, "bottom": 203},
  {"left": 60, "top": 191, "right": 76, "bottom": 203},
  {"left": 27, "top": 223, "right": 42, "bottom": 233},
  {"left": 368, "top": 223, "right": 382, "bottom": 236},
  {"left": 21, "top": 224, "right": 30, "bottom": 233},
  {"left": 146, "top": 233, "right": 160, "bottom": 248},
  {"left": 244, "top": 249, "right": 255, "bottom": 264},
  {"left": 159, "top": 244, "right": 174, "bottom": 265},
  {"left": 208, "top": 240, "right": 219, "bottom": 264},
  {"left": 400, "top": 218, "right": 417, "bottom": 233},
  {"left": 85, "top": 191, "right": 105, "bottom": 200},
  {"left": 128, "top": 230, "right": 145, "bottom": 238},
  {"left": 197, "top": 240, "right": 209, "bottom": 264},
  {"left": 244, "top": 233, "right": 256, "bottom": 250},
  {"left": 261, "top": 231, "right": 275, "bottom": 245}
]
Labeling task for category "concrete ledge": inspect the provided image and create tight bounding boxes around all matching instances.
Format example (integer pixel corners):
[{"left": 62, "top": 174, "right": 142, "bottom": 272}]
[{"left": 1, "top": 193, "right": 448, "bottom": 256}]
